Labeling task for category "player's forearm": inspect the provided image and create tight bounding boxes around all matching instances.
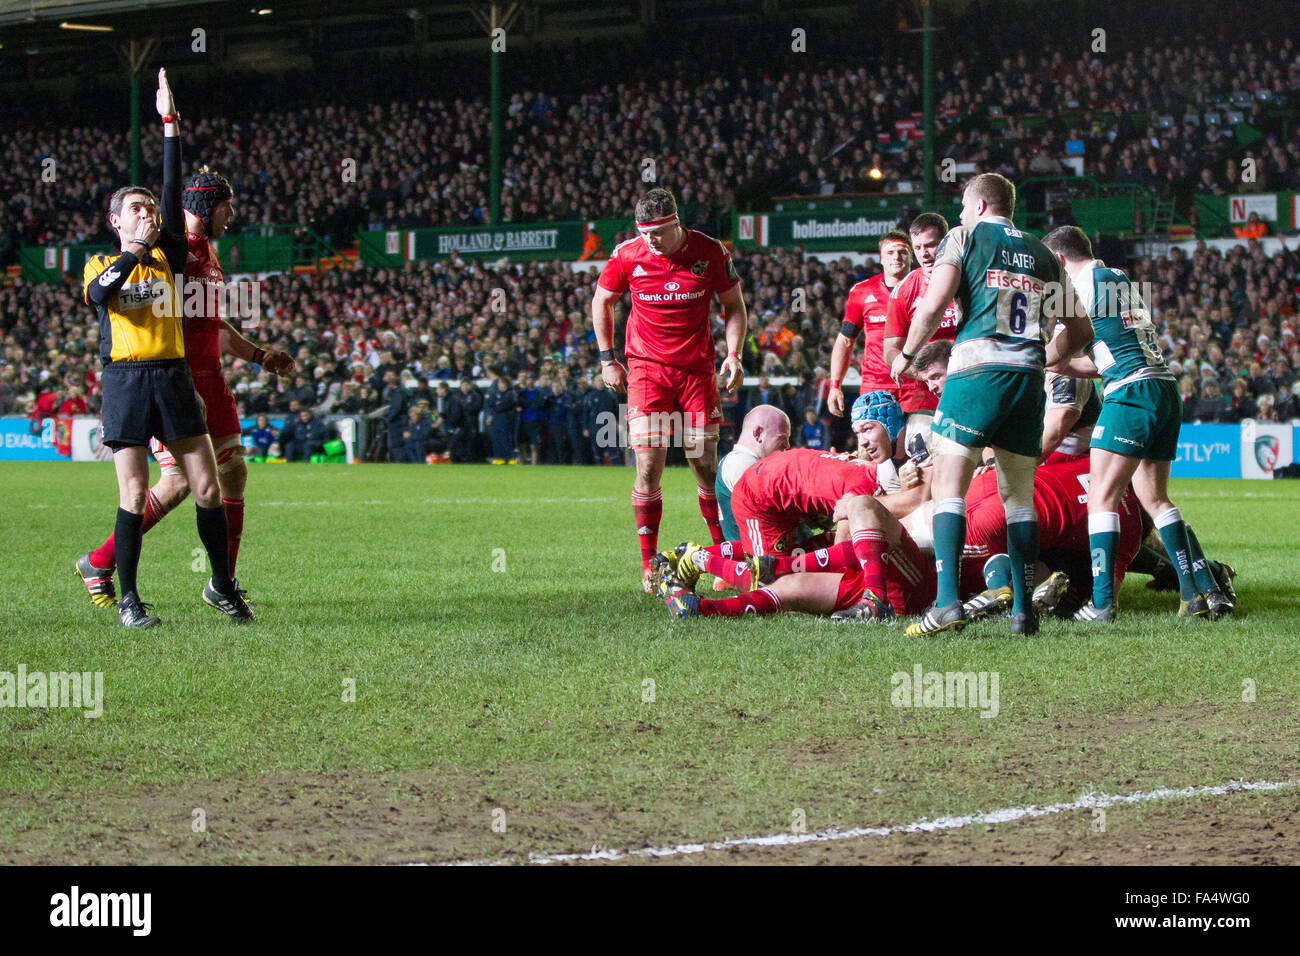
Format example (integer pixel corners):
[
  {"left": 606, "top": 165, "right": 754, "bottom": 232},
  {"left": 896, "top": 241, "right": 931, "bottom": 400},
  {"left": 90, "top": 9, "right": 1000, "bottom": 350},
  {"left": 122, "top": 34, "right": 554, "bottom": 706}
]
[
  {"left": 160, "top": 128, "right": 183, "bottom": 238},
  {"left": 882, "top": 335, "right": 903, "bottom": 366},
  {"left": 86, "top": 251, "right": 141, "bottom": 304},
  {"left": 219, "top": 321, "right": 257, "bottom": 361},
  {"left": 1051, "top": 355, "right": 1098, "bottom": 378},
  {"left": 880, "top": 484, "right": 924, "bottom": 519},
  {"left": 591, "top": 294, "right": 616, "bottom": 351},
  {"left": 723, "top": 307, "right": 746, "bottom": 356},
  {"left": 903, "top": 305, "right": 942, "bottom": 356},
  {"left": 1040, "top": 412, "right": 1076, "bottom": 457},
  {"left": 829, "top": 335, "right": 854, "bottom": 382}
]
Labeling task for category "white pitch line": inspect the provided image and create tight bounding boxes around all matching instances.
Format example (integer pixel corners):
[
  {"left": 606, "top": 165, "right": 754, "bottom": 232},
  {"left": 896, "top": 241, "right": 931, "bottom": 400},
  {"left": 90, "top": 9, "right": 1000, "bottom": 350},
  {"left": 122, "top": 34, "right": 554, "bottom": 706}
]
[{"left": 436, "top": 778, "right": 1298, "bottom": 866}]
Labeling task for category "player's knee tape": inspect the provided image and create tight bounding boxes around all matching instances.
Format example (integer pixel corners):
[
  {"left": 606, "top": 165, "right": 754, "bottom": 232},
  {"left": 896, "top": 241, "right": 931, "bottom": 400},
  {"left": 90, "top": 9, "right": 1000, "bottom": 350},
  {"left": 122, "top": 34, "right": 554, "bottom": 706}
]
[
  {"left": 931, "top": 433, "right": 982, "bottom": 462},
  {"left": 994, "top": 449, "right": 1038, "bottom": 515},
  {"left": 682, "top": 415, "right": 719, "bottom": 449},
  {"left": 627, "top": 414, "right": 670, "bottom": 449},
  {"left": 903, "top": 500, "right": 935, "bottom": 550},
  {"left": 213, "top": 435, "right": 245, "bottom": 475},
  {"left": 148, "top": 437, "right": 183, "bottom": 477}
]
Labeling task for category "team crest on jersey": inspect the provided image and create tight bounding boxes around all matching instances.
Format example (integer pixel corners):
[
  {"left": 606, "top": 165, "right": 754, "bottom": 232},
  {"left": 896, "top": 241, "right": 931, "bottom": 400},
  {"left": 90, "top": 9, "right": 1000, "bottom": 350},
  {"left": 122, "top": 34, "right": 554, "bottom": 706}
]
[
  {"left": 773, "top": 538, "right": 788, "bottom": 553},
  {"left": 690, "top": 260, "right": 709, "bottom": 276}
]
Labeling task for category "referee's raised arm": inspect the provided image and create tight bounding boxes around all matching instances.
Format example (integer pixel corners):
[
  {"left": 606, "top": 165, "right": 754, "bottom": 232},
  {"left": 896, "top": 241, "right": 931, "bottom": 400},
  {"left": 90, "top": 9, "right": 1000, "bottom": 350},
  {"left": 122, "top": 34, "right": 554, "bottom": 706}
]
[{"left": 155, "top": 67, "right": 187, "bottom": 274}]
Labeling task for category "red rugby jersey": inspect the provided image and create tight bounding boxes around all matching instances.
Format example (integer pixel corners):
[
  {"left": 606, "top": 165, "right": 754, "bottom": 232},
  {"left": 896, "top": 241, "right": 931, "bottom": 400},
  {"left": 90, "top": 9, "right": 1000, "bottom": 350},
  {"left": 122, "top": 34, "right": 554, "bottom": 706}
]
[
  {"left": 884, "top": 267, "right": 960, "bottom": 412},
  {"left": 182, "top": 232, "right": 225, "bottom": 373},
  {"left": 736, "top": 448, "right": 879, "bottom": 529},
  {"left": 842, "top": 272, "right": 900, "bottom": 393},
  {"left": 598, "top": 230, "right": 739, "bottom": 375}
]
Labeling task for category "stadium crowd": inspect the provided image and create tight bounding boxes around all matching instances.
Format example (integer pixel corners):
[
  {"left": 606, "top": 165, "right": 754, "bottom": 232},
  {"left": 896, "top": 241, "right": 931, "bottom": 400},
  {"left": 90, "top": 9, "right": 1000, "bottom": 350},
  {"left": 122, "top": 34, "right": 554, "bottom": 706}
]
[
  {"left": 4, "top": 227, "right": 1299, "bottom": 463},
  {"left": 2, "top": 7, "right": 1298, "bottom": 256}
]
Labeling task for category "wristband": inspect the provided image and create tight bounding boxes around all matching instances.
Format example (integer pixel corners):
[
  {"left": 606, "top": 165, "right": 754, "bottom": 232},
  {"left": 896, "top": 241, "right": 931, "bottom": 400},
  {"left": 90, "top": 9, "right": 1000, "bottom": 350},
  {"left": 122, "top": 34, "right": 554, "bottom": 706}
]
[
  {"left": 160, "top": 114, "right": 176, "bottom": 124},
  {"left": 829, "top": 379, "right": 842, "bottom": 390},
  {"left": 727, "top": 351, "right": 739, "bottom": 358},
  {"left": 901, "top": 350, "right": 915, "bottom": 363},
  {"left": 252, "top": 347, "right": 267, "bottom": 365},
  {"left": 599, "top": 349, "right": 615, "bottom": 364}
]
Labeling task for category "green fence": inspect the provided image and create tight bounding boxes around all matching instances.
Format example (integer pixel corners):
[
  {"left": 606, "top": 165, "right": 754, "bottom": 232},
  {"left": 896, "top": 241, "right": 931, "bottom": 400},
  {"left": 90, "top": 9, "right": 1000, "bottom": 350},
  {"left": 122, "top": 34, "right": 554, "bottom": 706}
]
[
  {"left": 18, "top": 191, "right": 1299, "bottom": 286},
  {"left": 18, "top": 226, "right": 331, "bottom": 284}
]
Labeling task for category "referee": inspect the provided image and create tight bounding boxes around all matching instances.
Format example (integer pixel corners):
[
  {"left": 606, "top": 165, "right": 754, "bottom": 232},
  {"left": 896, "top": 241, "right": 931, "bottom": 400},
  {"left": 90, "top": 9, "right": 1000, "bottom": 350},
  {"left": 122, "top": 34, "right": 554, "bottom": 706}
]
[{"left": 83, "top": 68, "right": 253, "bottom": 627}]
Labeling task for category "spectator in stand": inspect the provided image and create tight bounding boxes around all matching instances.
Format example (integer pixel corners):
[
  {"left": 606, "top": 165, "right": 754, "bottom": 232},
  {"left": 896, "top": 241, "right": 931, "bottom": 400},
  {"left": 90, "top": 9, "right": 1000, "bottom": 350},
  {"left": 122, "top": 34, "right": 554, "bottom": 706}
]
[
  {"left": 1254, "top": 393, "right": 1279, "bottom": 422},
  {"left": 798, "top": 408, "right": 827, "bottom": 449},
  {"left": 1221, "top": 378, "right": 1257, "bottom": 422},
  {"left": 282, "top": 408, "right": 330, "bottom": 462},
  {"left": 1193, "top": 379, "right": 1226, "bottom": 422},
  {"left": 1279, "top": 382, "right": 1300, "bottom": 420},
  {"left": 748, "top": 374, "right": 785, "bottom": 418},
  {"left": 403, "top": 405, "right": 433, "bottom": 463},
  {"left": 1179, "top": 375, "right": 1200, "bottom": 423},
  {"left": 518, "top": 373, "right": 545, "bottom": 466},
  {"left": 484, "top": 374, "right": 519, "bottom": 464},
  {"left": 57, "top": 386, "right": 88, "bottom": 416},
  {"left": 585, "top": 377, "right": 620, "bottom": 466},
  {"left": 249, "top": 414, "right": 276, "bottom": 458},
  {"left": 544, "top": 379, "right": 570, "bottom": 465},
  {"left": 445, "top": 378, "right": 483, "bottom": 463},
  {"left": 382, "top": 370, "right": 411, "bottom": 463},
  {"left": 568, "top": 377, "right": 594, "bottom": 465}
]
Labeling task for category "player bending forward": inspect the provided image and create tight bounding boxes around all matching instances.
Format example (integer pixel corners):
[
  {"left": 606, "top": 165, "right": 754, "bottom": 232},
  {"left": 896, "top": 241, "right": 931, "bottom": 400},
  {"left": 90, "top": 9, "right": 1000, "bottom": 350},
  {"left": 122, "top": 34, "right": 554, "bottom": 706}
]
[
  {"left": 76, "top": 167, "right": 296, "bottom": 610},
  {"left": 590, "top": 188, "right": 747, "bottom": 593},
  {"left": 654, "top": 491, "right": 935, "bottom": 623}
]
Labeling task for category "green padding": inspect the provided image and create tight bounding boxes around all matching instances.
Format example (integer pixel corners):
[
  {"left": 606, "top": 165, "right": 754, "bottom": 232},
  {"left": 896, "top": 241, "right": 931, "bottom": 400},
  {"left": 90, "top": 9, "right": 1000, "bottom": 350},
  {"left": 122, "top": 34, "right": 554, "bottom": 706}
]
[{"left": 323, "top": 439, "right": 345, "bottom": 456}]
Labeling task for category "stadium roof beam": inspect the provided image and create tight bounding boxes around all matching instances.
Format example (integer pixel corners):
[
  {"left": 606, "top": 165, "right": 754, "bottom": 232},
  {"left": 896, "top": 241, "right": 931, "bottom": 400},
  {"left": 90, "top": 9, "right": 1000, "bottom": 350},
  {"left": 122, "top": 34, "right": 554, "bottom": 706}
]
[
  {"left": 469, "top": 0, "right": 524, "bottom": 227},
  {"left": 111, "top": 33, "right": 157, "bottom": 184}
]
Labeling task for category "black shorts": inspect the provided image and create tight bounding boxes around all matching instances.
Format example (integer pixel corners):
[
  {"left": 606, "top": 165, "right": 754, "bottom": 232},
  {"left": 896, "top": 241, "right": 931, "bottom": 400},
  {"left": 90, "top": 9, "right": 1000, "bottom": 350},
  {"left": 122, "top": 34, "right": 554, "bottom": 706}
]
[
  {"left": 100, "top": 360, "right": 209, "bottom": 449},
  {"left": 522, "top": 420, "right": 542, "bottom": 444}
]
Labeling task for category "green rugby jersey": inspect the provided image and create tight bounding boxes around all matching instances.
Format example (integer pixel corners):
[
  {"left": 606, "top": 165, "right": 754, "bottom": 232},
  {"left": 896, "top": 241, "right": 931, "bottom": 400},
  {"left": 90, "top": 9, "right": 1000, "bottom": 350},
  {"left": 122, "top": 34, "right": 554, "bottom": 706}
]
[
  {"left": 1073, "top": 260, "right": 1175, "bottom": 397},
  {"left": 932, "top": 216, "right": 1065, "bottom": 378}
]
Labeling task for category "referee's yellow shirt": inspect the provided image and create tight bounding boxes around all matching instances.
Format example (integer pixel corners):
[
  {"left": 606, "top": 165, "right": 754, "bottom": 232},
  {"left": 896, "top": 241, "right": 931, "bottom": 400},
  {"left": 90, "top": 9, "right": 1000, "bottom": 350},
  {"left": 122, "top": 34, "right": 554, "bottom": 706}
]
[{"left": 84, "top": 253, "right": 185, "bottom": 364}]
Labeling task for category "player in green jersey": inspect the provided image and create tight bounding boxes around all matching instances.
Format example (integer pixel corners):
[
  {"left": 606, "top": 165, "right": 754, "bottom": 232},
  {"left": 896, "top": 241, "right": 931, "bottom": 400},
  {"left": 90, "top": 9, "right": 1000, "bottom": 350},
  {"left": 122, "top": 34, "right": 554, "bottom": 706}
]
[
  {"left": 1043, "top": 226, "right": 1232, "bottom": 621},
  {"left": 892, "top": 174, "right": 1094, "bottom": 635}
]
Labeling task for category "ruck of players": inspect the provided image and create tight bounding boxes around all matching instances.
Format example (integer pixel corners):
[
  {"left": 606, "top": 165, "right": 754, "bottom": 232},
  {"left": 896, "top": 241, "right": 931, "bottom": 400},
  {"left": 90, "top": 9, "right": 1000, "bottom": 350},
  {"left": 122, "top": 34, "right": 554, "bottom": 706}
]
[{"left": 626, "top": 174, "right": 1237, "bottom": 633}]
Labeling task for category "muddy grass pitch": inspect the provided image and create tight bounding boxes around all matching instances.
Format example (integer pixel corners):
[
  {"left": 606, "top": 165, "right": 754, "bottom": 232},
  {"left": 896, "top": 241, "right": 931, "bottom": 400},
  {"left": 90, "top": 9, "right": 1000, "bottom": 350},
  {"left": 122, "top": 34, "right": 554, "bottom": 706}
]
[{"left": 3, "top": 462, "right": 1296, "bottom": 865}]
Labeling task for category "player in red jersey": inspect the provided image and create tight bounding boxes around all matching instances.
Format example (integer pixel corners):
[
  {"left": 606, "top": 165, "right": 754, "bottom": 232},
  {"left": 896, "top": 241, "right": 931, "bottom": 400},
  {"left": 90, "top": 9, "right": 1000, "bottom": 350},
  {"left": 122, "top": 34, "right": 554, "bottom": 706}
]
[
  {"left": 827, "top": 230, "right": 913, "bottom": 417},
  {"left": 882, "top": 213, "right": 960, "bottom": 452},
  {"left": 654, "top": 486, "right": 935, "bottom": 622},
  {"left": 960, "top": 455, "right": 1143, "bottom": 619},
  {"left": 590, "top": 188, "right": 747, "bottom": 592},
  {"left": 76, "top": 167, "right": 296, "bottom": 609}
]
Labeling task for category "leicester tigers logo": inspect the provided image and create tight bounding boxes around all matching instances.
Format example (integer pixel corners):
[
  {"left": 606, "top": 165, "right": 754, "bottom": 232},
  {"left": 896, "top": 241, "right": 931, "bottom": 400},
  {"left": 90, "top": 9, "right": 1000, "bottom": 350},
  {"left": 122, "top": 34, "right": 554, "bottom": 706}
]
[{"left": 1255, "top": 435, "right": 1280, "bottom": 473}]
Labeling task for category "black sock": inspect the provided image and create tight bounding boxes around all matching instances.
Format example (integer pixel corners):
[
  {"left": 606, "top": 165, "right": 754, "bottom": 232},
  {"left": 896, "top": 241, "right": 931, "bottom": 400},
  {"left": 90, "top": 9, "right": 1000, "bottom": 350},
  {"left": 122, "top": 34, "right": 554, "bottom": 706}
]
[
  {"left": 114, "top": 508, "right": 144, "bottom": 599},
  {"left": 1128, "top": 544, "right": 1169, "bottom": 577},
  {"left": 196, "top": 504, "right": 233, "bottom": 592}
]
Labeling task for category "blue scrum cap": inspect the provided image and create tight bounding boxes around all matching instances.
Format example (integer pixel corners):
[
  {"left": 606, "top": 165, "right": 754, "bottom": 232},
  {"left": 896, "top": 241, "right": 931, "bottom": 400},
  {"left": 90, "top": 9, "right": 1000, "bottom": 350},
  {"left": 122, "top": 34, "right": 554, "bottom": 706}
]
[{"left": 851, "top": 390, "right": 904, "bottom": 443}]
